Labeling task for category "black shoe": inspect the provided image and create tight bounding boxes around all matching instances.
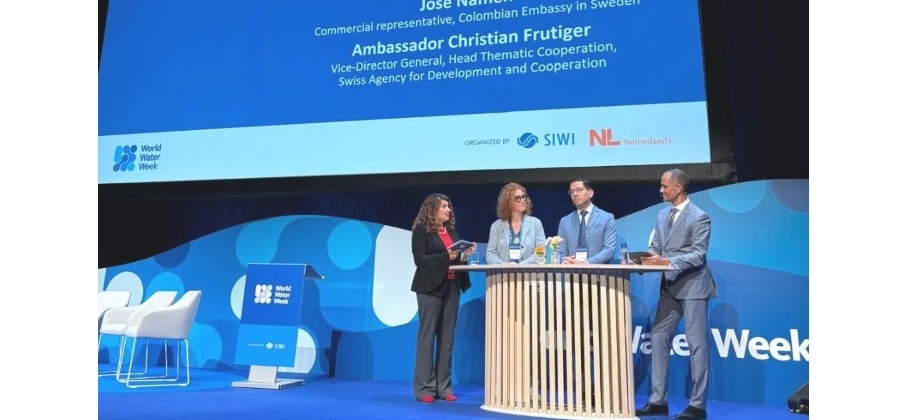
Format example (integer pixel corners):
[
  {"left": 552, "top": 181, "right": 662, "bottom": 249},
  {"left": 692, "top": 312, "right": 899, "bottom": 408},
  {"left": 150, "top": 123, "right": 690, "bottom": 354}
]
[
  {"left": 636, "top": 402, "right": 669, "bottom": 416},
  {"left": 674, "top": 405, "right": 707, "bottom": 420}
]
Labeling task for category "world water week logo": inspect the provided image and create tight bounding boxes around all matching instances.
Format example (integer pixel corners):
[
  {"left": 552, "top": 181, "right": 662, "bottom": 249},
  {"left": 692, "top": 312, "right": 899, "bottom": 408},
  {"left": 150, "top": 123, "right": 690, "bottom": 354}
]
[
  {"left": 254, "top": 284, "right": 273, "bottom": 304},
  {"left": 113, "top": 145, "right": 137, "bottom": 172},
  {"left": 112, "top": 144, "right": 163, "bottom": 172}
]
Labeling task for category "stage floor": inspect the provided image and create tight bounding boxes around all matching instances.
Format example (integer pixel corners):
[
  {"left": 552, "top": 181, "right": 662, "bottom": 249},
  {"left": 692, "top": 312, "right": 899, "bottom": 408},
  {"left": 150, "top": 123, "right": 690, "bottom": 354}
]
[{"left": 98, "top": 367, "right": 805, "bottom": 420}]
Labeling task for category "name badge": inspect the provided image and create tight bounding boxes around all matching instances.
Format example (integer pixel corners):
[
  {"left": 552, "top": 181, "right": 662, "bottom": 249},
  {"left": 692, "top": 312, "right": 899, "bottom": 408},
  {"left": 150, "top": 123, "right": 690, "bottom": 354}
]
[
  {"left": 575, "top": 247, "right": 588, "bottom": 262},
  {"left": 509, "top": 245, "right": 522, "bottom": 263}
]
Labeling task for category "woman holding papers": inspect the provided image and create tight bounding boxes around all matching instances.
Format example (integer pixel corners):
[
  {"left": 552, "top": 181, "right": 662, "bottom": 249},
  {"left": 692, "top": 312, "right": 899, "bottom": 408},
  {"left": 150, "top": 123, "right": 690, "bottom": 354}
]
[
  {"left": 409, "top": 193, "right": 475, "bottom": 403},
  {"left": 486, "top": 182, "right": 547, "bottom": 264}
]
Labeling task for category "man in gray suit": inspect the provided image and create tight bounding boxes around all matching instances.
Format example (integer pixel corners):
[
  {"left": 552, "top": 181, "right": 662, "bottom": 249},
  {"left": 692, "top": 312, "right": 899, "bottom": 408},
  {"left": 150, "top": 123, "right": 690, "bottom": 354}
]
[
  {"left": 556, "top": 178, "right": 617, "bottom": 264},
  {"left": 636, "top": 169, "right": 718, "bottom": 420}
]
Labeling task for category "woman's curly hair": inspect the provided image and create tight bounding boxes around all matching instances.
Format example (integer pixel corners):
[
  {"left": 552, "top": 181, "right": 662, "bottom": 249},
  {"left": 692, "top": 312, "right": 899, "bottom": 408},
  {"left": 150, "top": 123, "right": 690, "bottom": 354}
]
[
  {"left": 495, "top": 182, "right": 532, "bottom": 221},
  {"left": 412, "top": 193, "right": 456, "bottom": 233}
]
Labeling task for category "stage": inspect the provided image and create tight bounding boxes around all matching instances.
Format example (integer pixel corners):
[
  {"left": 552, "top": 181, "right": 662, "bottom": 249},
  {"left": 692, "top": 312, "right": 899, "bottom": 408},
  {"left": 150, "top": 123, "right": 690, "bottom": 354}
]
[{"left": 98, "top": 367, "right": 804, "bottom": 420}]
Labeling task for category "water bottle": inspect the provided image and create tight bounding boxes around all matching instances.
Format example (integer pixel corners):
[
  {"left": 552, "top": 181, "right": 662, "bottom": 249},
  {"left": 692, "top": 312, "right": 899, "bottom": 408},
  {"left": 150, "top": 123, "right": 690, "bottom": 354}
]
[{"left": 620, "top": 242, "right": 630, "bottom": 264}]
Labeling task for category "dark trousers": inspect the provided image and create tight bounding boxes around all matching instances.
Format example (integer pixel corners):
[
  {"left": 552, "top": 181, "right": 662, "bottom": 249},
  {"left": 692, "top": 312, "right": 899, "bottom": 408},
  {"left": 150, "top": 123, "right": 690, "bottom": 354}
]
[{"left": 413, "top": 279, "right": 460, "bottom": 399}]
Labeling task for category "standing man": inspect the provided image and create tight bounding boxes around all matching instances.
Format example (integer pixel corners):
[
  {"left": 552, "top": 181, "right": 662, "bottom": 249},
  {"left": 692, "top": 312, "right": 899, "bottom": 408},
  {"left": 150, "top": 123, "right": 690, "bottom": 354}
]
[
  {"left": 636, "top": 169, "right": 717, "bottom": 420},
  {"left": 556, "top": 178, "right": 618, "bottom": 264}
]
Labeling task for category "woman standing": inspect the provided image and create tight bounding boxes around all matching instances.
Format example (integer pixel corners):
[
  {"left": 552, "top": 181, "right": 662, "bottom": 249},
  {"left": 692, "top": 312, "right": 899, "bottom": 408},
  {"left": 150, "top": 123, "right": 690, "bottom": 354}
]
[
  {"left": 410, "top": 193, "right": 475, "bottom": 403},
  {"left": 486, "top": 182, "right": 547, "bottom": 264}
]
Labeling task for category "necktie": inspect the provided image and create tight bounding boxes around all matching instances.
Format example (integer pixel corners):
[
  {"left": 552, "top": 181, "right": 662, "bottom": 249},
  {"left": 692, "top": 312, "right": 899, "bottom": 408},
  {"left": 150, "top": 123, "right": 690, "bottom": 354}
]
[
  {"left": 667, "top": 207, "right": 678, "bottom": 229},
  {"left": 577, "top": 210, "right": 588, "bottom": 248}
]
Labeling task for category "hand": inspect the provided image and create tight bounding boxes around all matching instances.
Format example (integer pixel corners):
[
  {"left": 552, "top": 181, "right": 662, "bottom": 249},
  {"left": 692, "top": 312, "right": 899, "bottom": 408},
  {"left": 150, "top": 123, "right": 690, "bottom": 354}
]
[
  {"left": 460, "top": 245, "right": 475, "bottom": 262},
  {"left": 562, "top": 255, "right": 576, "bottom": 264},
  {"left": 449, "top": 249, "right": 460, "bottom": 260},
  {"left": 640, "top": 254, "right": 670, "bottom": 266}
]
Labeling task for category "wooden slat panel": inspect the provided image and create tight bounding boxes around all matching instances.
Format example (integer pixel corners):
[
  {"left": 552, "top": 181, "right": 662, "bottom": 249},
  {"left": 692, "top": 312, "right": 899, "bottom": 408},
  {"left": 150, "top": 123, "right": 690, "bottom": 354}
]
[
  {"left": 537, "top": 272, "right": 551, "bottom": 413},
  {"left": 588, "top": 270, "right": 602, "bottom": 416},
  {"left": 472, "top": 264, "right": 655, "bottom": 419},
  {"left": 513, "top": 270, "right": 522, "bottom": 409},
  {"left": 618, "top": 271, "right": 635, "bottom": 416},
  {"left": 563, "top": 272, "right": 574, "bottom": 415},
  {"left": 572, "top": 273, "right": 584, "bottom": 415},
  {"left": 552, "top": 270, "right": 563, "bottom": 413},
  {"left": 524, "top": 272, "right": 540, "bottom": 412},
  {"left": 598, "top": 271, "right": 613, "bottom": 416},
  {"left": 484, "top": 271, "right": 494, "bottom": 406},
  {"left": 500, "top": 271, "right": 508, "bottom": 408}
]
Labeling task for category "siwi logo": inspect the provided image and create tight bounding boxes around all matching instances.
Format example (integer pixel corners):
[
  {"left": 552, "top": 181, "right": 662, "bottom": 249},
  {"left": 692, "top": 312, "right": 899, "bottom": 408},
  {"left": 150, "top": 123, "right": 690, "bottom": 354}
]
[
  {"left": 518, "top": 132, "right": 577, "bottom": 148},
  {"left": 254, "top": 284, "right": 273, "bottom": 304},
  {"left": 632, "top": 327, "right": 809, "bottom": 362},
  {"left": 588, "top": 128, "right": 620, "bottom": 146},
  {"left": 265, "top": 342, "right": 286, "bottom": 350},
  {"left": 517, "top": 132, "right": 539, "bottom": 148},
  {"left": 113, "top": 145, "right": 138, "bottom": 171}
]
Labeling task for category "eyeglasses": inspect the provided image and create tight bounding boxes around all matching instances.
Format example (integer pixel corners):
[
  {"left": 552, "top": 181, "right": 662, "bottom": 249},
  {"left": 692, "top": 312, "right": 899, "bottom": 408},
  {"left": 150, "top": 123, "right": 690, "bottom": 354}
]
[
  {"left": 513, "top": 194, "right": 530, "bottom": 202},
  {"left": 567, "top": 187, "right": 588, "bottom": 196}
]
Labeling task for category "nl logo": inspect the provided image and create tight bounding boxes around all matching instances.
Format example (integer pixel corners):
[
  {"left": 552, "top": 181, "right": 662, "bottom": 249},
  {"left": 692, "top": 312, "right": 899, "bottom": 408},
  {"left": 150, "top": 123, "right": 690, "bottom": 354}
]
[
  {"left": 113, "top": 144, "right": 163, "bottom": 172},
  {"left": 588, "top": 128, "right": 620, "bottom": 146}
]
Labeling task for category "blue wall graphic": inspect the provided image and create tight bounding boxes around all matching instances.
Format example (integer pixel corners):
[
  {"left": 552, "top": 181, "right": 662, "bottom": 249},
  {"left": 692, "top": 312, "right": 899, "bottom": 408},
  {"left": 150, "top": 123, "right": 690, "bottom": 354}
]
[{"left": 99, "top": 180, "right": 808, "bottom": 405}]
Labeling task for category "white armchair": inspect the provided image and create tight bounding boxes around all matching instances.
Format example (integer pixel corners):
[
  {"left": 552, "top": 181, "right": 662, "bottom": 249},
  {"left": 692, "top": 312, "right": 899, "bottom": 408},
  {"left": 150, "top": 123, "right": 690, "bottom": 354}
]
[
  {"left": 98, "top": 290, "right": 131, "bottom": 327},
  {"left": 98, "top": 290, "right": 179, "bottom": 378},
  {"left": 119, "top": 290, "right": 202, "bottom": 388}
]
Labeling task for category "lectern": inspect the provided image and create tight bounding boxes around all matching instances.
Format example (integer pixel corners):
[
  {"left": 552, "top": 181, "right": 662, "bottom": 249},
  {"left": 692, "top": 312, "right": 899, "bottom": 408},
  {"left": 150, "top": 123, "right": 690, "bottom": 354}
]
[
  {"left": 451, "top": 263, "right": 672, "bottom": 419},
  {"left": 232, "top": 263, "right": 324, "bottom": 390}
]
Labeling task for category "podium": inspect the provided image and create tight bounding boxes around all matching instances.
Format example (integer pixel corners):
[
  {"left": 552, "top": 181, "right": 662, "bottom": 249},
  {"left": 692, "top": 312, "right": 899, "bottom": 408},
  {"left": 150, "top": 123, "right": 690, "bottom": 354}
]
[
  {"left": 451, "top": 263, "right": 672, "bottom": 419},
  {"left": 232, "top": 263, "right": 324, "bottom": 390}
]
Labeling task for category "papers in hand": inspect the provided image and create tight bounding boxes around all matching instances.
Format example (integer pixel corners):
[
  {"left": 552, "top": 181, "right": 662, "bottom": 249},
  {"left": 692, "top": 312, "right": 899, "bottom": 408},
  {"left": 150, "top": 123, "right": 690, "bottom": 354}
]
[{"left": 448, "top": 240, "right": 475, "bottom": 251}]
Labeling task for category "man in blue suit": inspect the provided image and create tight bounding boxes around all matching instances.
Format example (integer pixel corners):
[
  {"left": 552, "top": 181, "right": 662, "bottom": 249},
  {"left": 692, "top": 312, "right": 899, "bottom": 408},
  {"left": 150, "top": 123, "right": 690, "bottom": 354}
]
[
  {"left": 636, "top": 169, "right": 718, "bottom": 420},
  {"left": 556, "top": 178, "right": 617, "bottom": 264}
]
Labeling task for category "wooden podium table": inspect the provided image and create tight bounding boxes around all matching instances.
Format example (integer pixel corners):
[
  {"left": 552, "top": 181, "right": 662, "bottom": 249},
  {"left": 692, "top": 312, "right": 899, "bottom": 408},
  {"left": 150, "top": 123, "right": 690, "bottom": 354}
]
[{"left": 451, "top": 263, "right": 672, "bottom": 420}]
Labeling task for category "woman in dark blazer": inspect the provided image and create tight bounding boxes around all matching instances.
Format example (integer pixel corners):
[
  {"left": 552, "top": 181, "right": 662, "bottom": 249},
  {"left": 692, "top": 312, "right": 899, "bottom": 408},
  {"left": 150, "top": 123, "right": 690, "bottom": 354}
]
[{"left": 410, "top": 193, "right": 474, "bottom": 403}]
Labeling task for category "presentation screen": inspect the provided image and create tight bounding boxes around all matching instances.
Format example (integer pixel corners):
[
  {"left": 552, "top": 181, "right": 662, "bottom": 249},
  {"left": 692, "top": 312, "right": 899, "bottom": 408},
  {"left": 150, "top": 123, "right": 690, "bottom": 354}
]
[{"left": 99, "top": 0, "right": 733, "bottom": 191}]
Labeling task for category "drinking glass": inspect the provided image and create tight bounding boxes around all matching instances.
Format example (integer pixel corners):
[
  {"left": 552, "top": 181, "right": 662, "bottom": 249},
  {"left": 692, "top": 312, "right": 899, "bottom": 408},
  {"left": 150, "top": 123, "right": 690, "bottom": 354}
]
[{"left": 550, "top": 248, "right": 562, "bottom": 264}]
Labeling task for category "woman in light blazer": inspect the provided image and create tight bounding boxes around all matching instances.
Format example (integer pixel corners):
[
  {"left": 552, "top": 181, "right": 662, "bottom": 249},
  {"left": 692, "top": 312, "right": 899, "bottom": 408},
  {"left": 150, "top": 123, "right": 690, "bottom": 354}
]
[{"left": 486, "top": 182, "right": 547, "bottom": 264}]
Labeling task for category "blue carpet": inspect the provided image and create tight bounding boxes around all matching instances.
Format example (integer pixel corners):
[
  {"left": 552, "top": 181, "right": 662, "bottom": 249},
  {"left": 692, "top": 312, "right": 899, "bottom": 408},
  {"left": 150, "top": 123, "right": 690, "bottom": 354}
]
[{"left": 98, "top": 368, "right": 805, "bottom": 420}]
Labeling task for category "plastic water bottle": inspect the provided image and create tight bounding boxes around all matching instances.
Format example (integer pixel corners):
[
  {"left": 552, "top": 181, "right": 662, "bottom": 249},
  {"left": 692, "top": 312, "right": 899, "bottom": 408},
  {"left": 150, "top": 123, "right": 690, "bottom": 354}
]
[{"left": 620, "top": 242, "right": 629, "bottom": 264}]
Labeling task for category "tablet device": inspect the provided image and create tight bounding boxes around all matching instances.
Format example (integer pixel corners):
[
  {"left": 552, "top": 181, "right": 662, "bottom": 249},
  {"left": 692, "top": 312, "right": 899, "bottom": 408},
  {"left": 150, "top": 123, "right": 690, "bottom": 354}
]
[
  {"left": 628, "top": 251, "right": 653, "bottom": 264},
  {"left": 448, "top": 240, "right": 475, "bottom": 251}
]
